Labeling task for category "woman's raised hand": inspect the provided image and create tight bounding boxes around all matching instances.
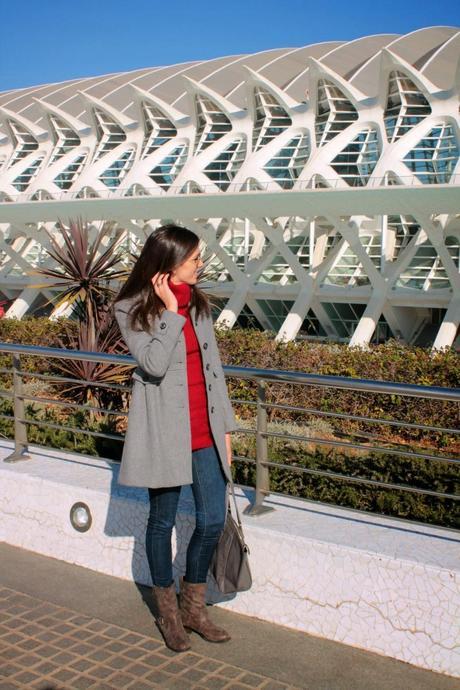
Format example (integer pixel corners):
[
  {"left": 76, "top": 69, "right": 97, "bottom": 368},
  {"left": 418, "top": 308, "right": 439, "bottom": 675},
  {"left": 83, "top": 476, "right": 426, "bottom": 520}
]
[{"left": 151, "top": 273, "right": 178, "bottom": 313}]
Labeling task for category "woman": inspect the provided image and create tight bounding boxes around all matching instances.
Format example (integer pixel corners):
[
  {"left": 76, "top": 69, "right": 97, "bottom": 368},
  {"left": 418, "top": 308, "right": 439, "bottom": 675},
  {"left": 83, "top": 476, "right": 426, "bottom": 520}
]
[{"left": 114, "top": 224, "right": 238, "bottom": 653}]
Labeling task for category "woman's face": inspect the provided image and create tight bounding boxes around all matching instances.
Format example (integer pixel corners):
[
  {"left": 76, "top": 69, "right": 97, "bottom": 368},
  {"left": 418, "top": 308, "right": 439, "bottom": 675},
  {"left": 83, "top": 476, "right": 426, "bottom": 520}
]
[{"left": 170, "top": 245, "right": 204, "bottom": 285}]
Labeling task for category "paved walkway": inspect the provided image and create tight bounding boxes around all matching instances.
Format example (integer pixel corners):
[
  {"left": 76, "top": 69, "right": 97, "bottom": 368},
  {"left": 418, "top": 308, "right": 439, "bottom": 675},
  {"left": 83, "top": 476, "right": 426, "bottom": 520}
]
[{"left": 0, "top": 543, "right": 458, "bottom": 690}]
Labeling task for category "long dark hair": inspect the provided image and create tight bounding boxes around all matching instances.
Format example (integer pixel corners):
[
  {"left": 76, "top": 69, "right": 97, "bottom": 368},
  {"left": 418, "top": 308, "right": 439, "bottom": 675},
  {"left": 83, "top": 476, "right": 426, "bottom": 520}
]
[{"left": 115, "top": 224, "right": 210, "bottom": 331}]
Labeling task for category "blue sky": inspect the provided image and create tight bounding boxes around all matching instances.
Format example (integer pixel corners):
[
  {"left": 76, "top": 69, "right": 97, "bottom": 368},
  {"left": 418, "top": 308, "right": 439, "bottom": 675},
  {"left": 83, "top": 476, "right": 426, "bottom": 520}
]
[{"left": 1, "top": 0, "right": 459, "bottom": 91}]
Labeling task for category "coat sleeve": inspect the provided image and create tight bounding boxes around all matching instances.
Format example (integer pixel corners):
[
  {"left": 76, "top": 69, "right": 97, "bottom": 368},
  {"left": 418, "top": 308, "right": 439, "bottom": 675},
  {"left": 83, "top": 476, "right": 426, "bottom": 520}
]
[
  {"left": 207, "top": 321, "right": 239, "bottom": 433},
  {"left": 115, "top": 300, "right": 186, "bottom": 378}
]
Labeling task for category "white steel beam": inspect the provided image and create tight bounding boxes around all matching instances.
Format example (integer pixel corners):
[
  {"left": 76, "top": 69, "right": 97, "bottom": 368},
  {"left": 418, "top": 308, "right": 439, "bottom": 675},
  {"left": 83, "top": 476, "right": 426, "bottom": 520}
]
[
  {"left": 0, "top": 186, "right": 458, "bottom": 226},
  {"left": 432, "top": 297, "right": 460, "bottom": 351},
  {"left": 349, "top": 292, "right": 388, "bottom": 347},
  {"left": 5, "top": 287, "right": 36, "bottom": 318}
]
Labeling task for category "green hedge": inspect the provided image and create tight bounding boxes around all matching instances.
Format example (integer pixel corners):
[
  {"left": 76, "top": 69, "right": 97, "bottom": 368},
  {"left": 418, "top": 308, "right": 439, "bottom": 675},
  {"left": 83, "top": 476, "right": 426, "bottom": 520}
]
[
  {"left": 216, "top": 329, "right": 459, "bottom": 528},
  {"left": 216, "top": 328, "right": 459, "bottom": 446},
  {"left": 0, "top": 316, "right": 78, "bottom": 346},
  {"left": 0, "top": 318, "right": 458, "bottom": 528}
]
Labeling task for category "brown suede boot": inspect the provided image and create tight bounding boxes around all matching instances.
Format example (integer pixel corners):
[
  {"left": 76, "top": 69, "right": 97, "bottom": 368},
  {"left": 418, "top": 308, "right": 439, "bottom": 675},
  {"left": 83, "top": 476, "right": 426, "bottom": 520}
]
[
  {"left": 180, "top": 579, "right": 231, "bottom": 643},
  {"left": 152, "top": 583, "right": 191, "bottom": 652}
]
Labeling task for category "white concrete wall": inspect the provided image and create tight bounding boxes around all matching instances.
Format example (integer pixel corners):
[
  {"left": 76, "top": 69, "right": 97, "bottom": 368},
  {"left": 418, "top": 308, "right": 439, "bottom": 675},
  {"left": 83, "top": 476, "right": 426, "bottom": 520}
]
[{"left": 0, "top": 441, "right": 459, "bottom": 678}]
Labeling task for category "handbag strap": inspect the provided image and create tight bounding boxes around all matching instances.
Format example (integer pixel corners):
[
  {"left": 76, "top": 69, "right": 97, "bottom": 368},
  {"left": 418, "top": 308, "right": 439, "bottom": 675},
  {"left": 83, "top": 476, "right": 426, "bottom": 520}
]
[{"left": 227, "top": 476, "right": 243, "bottom": 528}]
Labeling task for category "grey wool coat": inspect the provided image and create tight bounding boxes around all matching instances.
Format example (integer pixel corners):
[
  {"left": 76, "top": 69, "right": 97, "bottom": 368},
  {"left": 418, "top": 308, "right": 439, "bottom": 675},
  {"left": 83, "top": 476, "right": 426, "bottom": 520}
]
[{"left": 115, "top": 298, "right": 238, "bottom": 488}]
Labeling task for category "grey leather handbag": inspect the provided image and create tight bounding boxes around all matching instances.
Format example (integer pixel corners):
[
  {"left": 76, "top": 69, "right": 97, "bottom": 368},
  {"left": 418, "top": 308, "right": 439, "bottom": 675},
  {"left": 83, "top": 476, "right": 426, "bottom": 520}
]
[{"left": 211, "top": 480, "right": 252, "bottom": 594}]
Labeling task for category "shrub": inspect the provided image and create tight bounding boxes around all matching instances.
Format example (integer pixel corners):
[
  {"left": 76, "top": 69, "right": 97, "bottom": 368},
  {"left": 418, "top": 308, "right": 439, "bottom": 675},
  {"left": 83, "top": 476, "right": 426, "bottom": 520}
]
[{"left": 0, "top": 319, "right": 458, "bottom": 527}]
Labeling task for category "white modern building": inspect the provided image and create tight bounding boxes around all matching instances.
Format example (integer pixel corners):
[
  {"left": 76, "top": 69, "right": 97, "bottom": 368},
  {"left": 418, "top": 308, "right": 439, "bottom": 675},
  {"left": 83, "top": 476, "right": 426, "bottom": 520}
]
[{"left": 0, "top": 26, "right": 459, "bottom": 348}]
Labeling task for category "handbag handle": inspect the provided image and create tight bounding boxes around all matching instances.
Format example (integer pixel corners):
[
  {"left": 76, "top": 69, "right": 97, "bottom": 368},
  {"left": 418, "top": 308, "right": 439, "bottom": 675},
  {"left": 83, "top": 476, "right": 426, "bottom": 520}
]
[{"left": 227, "top": 476, "right": 243, "bottom": 528}]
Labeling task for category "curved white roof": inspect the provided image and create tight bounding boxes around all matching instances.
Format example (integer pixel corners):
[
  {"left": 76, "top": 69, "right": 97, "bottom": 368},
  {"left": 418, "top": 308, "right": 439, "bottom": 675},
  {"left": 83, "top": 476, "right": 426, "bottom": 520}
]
[{"left": 0, "top": 27, "right": 458, "bottom": 128}]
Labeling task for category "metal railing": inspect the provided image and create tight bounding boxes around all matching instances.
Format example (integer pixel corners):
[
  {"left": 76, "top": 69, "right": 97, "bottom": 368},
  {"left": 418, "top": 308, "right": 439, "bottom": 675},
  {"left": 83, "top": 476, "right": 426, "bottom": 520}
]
[{"left": 0, "top": 342, "right": 458, "bottom": 525}]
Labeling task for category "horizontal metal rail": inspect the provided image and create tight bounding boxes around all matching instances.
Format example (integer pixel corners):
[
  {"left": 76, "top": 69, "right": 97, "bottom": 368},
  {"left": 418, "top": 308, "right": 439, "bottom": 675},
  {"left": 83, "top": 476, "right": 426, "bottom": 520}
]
[
  {"left": 0, "top": 342, "right": 458, "bottom": 525},
  {"left": 16, "top": 416, "right": 124, "bottom": 443},
  {"left": 18, "top": 369, "right": 132, "bottom": 392},
  {"left": 260, "top": 459, "right": 459, "bottom": 501},
  {"left": 18, "top": 394, "right": 129, "bottom": 417},
  {"left": 261, "top": 430, "right": 459, "bottom": 466},
  {"left": 0, "top": 341, "right": 458, "bottom": 400},
  {"left": 223, "top": 365, "right": 460, "bottom": 401},
  {"left": 258, "top": 400, "right": 460, "bottom": 436}
]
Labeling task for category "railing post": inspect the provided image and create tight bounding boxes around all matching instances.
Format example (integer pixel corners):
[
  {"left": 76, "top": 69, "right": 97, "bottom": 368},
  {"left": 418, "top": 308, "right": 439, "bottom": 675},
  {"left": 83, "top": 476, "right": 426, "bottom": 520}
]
[
  {"left": 4, "top": 354, "right": 30, "bottom": 462},
  {"left": 244, "top": 380, "right": 274, "bottom": 516}
]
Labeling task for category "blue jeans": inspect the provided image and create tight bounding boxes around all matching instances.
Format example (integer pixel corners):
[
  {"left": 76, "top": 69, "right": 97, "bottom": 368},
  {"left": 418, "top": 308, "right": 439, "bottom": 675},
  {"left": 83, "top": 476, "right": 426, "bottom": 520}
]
[{"left": 146, "top": 445, "right": 227, "bottom": 586}]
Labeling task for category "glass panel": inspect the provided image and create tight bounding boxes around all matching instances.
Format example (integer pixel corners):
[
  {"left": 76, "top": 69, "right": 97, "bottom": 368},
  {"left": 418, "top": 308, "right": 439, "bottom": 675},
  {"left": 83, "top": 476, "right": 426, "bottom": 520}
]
[
  {"left": 387, "top": 215, "right": 420, "bottom": 260},
  {"left": 149, "top": 144, "right": 188, "bottom": 190},
  {"left": 384, "top": 71, "right": 431, "bottom": 143},
  {"left": 331, "top": 129, "right": 380, "bottom": 186},
  {"left": 323, "top": 240, "right": 370, "bottom": 286},
  {"left": 446, "top": 235, "right": 460, "bottom": 269},
  {"left": 222, "top": 233, "right": 249, "bottom": 269},
  {"left": 93, "top": 109, "right": 126, "bottom": 161},
  {"left": 203, "top": 138, "right": 246, "bottom": 191},
  {"left": 263, "top": 134, "right": 310, "bottom": 189},
  {"left": 256, "top": 299, "right": 293, "bottom": 330},
  {"left": 315, "top": 80, "right": 358, "bottom": 147},
  {"left": 235, "top": 304, "right": 264, "bottom": 330},
  {"left": 360, "top": 233, "right": 381, "bottom": 269},
  {"left": 323, "top": 302, "right": 366, "bottom": 338},
  {"left": 258, "top": 253, "right": 288, "bottom": 284},
  {"left": 252, "top": 88, "right": 292, "bottom": 151},
  {"left": 141, "top": 102, "right": 177, "bottom": 158},
  {"left": 298, "top": 309, "right": 327, "bottom": 338},
  {"left": 49, "top": 116, "right": 80, "bottom": 164},
  {"left": 396, "top": 239, "right": 450, "bottom": 289},
  {"left": 194, "top": 96, "right": 231, "bottom": 154},
  {"left": 257, "top": 231, "right": 310, "bottom": 285},
  {"left": 403, "top": 124, "right": 459, "bottom": 184},
  {"left": 7, "top": 120, "right": 39, "bottom": 168},
  {"left": 54, "top": 154, "right": 87, "bottom": 190},
  {"left": 99, "top": 149, "right": 135, "bottom": 188},
  {"left": 12, "top": 157, "right": 44, "bottom": 191}
]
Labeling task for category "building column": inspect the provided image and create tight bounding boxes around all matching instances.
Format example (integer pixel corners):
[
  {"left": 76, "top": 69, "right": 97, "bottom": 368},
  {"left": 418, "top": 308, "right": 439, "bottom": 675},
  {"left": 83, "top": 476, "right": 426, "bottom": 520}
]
[
  {"left": 5, "top": 288, "right": 36, "bottom": 319},
  {"left": 50, "top": 299, "right": 75, "bottom": 320},
  {"left": 276, "top": 282, "right": 314, "bottom": 342},
  {"left": 349, "top": 293, "right": 387, "bottom": 347},
  {"left": 216, "top": 286, "right": 249, "bottom": 329},
  {"left": 432, "top": 297, "right": 460, "bottom": 351}
]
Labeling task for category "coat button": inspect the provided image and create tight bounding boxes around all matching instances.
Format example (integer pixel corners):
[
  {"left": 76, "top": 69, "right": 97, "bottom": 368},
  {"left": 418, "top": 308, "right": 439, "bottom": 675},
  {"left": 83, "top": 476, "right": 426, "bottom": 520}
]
[
  {"left": 213, "top": 371, "right": 217, "bottom": 378},
  {"left": 208, "top": 384, "right": 212, "bottom": 391},
  {"left": 160, "top": 322, "right": 166, "bottom": 330},
  {"left": 203, "top": 342, "right": 208, "bottom": 349},
  {"left": 206, "top": 363, "right": 210, "bottom": 371},
  {"left": 211, "top": 406, "right": 215, "bottom": 413}
]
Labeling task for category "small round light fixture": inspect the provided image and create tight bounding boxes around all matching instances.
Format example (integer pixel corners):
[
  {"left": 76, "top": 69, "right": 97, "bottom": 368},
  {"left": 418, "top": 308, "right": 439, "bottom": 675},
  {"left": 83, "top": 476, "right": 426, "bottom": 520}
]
[{"left": 70, "top": 502, "right": 92, "bottom": 532}]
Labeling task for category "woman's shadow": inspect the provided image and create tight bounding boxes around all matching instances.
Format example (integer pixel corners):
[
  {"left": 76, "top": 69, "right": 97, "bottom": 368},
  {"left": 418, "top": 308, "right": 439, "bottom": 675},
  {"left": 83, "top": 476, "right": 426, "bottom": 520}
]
[{"left": 102, "top": 457, "right": 237, "bottom": 624}]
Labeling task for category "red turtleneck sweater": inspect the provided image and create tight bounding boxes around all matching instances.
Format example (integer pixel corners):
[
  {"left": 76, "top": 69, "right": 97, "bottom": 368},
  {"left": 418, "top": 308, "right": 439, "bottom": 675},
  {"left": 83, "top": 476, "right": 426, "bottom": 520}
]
[{"left": 168, "top": 281, "right": 213, "bottom": 451}]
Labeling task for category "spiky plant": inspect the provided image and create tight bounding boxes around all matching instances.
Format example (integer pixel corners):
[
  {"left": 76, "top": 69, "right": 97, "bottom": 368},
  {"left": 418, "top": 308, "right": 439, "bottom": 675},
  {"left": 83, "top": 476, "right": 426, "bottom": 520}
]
[
  {"left": 33, "top": 218, "right": 132, "bottom": 411},
  {"left": 36, "top": 218, "right": 128, "bottom": 329},
  {"left": 54, "top": 310, "right": 131, "bottom": 410}
]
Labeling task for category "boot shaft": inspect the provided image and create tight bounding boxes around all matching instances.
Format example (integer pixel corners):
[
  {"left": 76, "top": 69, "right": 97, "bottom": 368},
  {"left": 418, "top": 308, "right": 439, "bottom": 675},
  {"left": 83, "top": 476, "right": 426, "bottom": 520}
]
[{"left": 152, "top": 583, "right": 191, "bottom": 652}]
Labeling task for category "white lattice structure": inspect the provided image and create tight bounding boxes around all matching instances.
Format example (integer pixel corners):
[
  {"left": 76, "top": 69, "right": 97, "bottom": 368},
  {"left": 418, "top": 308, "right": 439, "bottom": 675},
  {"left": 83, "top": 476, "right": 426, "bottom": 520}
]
[{"left": 0, "top": 26, "right": 459, "bottom": 348}]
